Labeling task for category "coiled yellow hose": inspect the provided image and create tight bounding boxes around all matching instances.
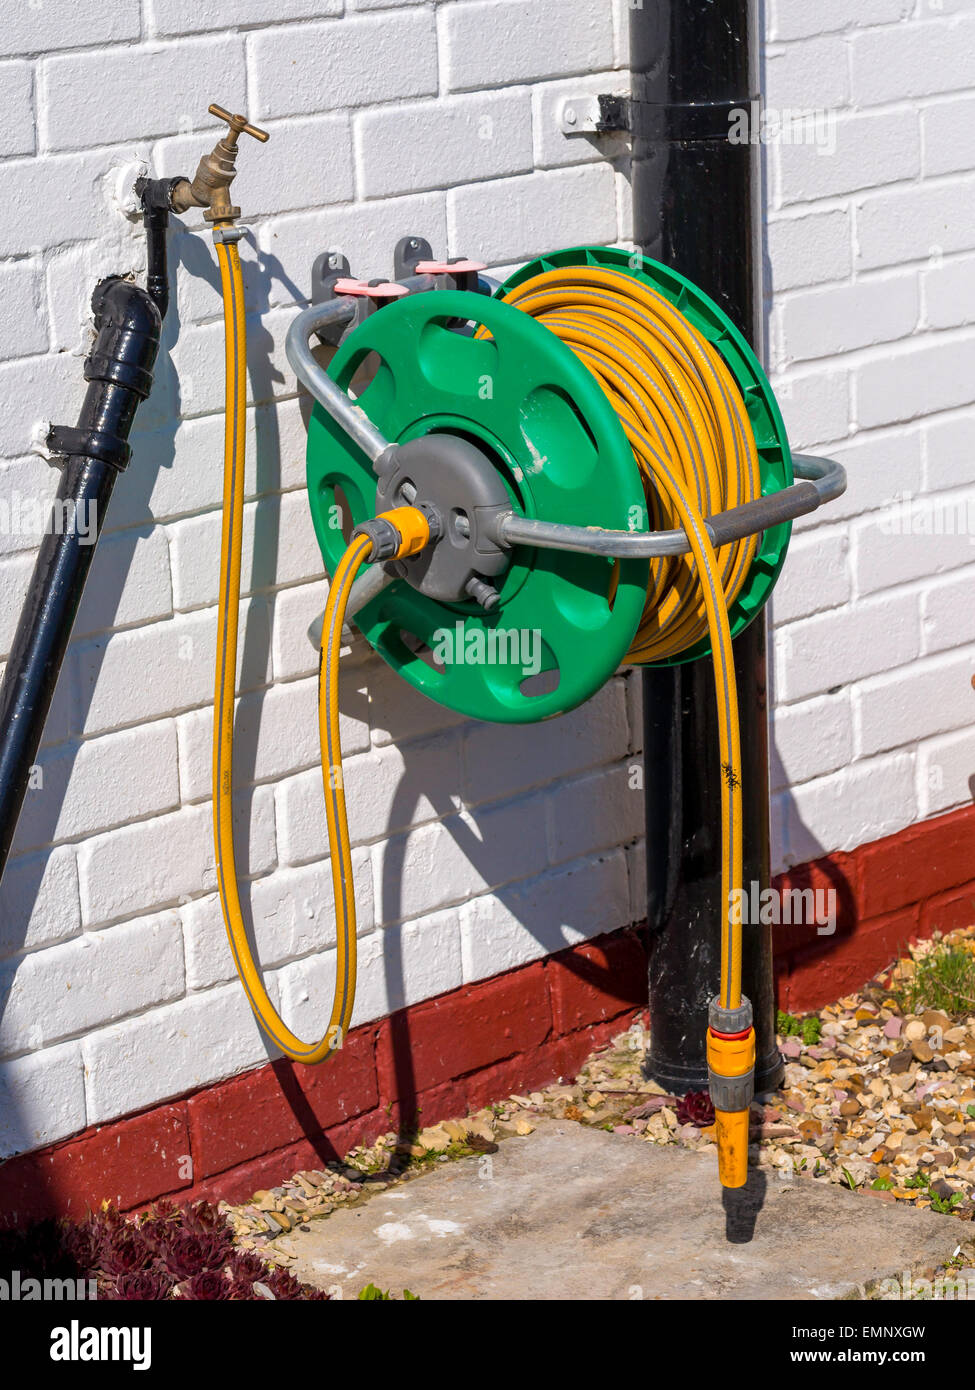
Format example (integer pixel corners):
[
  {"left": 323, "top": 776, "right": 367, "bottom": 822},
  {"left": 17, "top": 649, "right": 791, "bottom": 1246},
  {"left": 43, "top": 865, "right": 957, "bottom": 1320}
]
[
  {"left": 213, "top": 237, "right": 367, "bottom": 1062},
  {"left": 214, "top": 249, "right": 758, "bottom": 1188},
  {"left": 497, "top": 266, "right": 760, "bottom": 1014}
]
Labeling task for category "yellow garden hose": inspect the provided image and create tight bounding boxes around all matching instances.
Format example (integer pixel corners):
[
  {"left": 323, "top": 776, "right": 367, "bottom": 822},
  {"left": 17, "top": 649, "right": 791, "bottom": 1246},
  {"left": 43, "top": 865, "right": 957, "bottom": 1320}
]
[
  {"left": 214, "top": 235, "right": 376, "bottom": 1063},
  {"left": 496, "top": 266, "right": 755, "bottom": 1014},
  {"left": 494, "top": 265, "right": 760, "bottom": 1183},
  {"left": 215, "top": 245, "right": 757, "bottom": 1182}
]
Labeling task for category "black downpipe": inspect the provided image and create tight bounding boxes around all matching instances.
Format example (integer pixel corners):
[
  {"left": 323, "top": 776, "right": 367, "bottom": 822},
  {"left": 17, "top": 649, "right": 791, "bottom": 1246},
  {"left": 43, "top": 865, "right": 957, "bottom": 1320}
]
[
  {"left": 0, "top": 277, "right": 162, "bottom": 881},
  {"left": 631, "top": 0, "right": 784, "bottom": 1094}
]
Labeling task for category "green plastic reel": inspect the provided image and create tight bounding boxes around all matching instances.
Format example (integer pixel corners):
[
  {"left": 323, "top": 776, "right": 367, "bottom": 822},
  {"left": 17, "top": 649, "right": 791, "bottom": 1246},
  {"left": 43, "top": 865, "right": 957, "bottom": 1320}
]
[
  {"left": 496, "top": 246, "right": 794, "bottom": 666},
  {"left": 306, "top": 288, "right": 649, "bottom": 724}
]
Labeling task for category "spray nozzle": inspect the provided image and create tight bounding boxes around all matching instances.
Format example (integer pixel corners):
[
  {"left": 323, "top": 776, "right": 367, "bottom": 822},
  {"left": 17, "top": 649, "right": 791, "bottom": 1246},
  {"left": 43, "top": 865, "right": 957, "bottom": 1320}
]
[{"left": 707, "top": 995, "right": 755, "bottom": 1190}]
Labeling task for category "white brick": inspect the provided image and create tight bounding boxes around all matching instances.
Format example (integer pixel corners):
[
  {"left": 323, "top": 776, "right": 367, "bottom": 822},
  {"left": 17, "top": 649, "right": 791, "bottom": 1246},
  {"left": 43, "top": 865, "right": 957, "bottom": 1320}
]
[
  {"left": 0, "top": 912, "right": 184, "bottom": 1057},
  {"left": 13, "top": 720, "right": 179, "bottom": 852},
  {"left": 276, "top": 728, "right": 461, "bottom": 867},
  {"left": 177, "top": 670, "right": 369, "bottom": 802},
  {"left": 461, "top": 850, "right": 630, "bottom": 980},
  {"left": 856, "top": 180, "right": 975, "bottom": 271},
  {"left": 854, "top": 489, "right": 975, "bottom": 595},
  {"left": 0, "top": 846, "right": 80, "bottom": 958},
  {"left": 0, "top": 1042, "right": 86, "bottom": 1159},
  {"left": 548, "top": 763, "right": 642, "bottom": 865},
  {"left": 0, "top": 456, "right": 61, "bottom": 557},
  {"left": 0, "top": 549, "right": 39, "bottom": 658},
  {"left": 149, "top": 0, "right": 340, "bottom": 35},
  {"left": 793, "top": 429, "right": 922, "bottom": 532},
  {"left": 374, "top": 795, "right": 546, "bottom": 926},
  {"left": 766, "top": 368, "right": 850, "bottom": 452},
  {"left": 462, "top": 678, "right": 629, "bottom": 805},
  {"left": 918, "top": 726, "right": 975, "bottom": 818},
  {"left": 449, "top": 164, "right": 617, "bottom": 266},
  {"left": 924, "top": 410, "right": 975, "bottom": 492},
  {"left": 770, "top": 0, "right": 912, "bottom": 41},
  {"left": 259, "top": 193, "right": 449, "bottom": 306},
  {"left": 82, "top": 984, "right": 273, "bottom": 1124},
  {"left": 366, "top": 654, "right": 468, "bottom": 746},
  {"left": 771, "top": 692, "right": 854, "bottom": 790},
  {"left": 356, "top": 90, "right": 533, "bottom": 200},
  {"left": 851, "top": 13, "right": 975, "bottom": 107},
  {"left": 441, "top": 0, "right": 613, "bottom": 92},
  {"left": 0, "top": 1, "right": 140, "bottom": 57},
  {"left": 0, "top": 60, "right": 34, "bottom": 157},
  {"left": 275, "top": 906, "right": 463, "bottom": 1031},
  {"left": 271, "top": 581, "right": 331, "bottom": 682},
  {"left": 765, "top": 37, "right": 851, "bottom": 112},
  {"left": 922, "top": 568, "right": 975, "bottom": 655},
  {"left": 74, "top": 526, "right": 173, "bottom": 639},
  {"left": 778, "top": 274, "right": 918, "bottom": 364},
  {"left": 75, "top": 600, "right": 272, "bottom": 736},
  {"left": 923, "top": 252, "right": 975, "bottom": 330},
  {"left": 770, "top": 527, "right": 850, "bottom": 623},
  {"left": 40, "top": 40, "right": 246, "bottom": 153},
  {"left": 531, "top": 73, "right": 629, "bottom": 171},
  {"left": 155, "top": 114, "right": 355, "bottom": 222},
  {"left": 923, "top": 95, "right": 975, "bottom": 178},
  {"left": 775, "top": 110, "right": 919, "bottom": 207},
  {"left": 168, "top": 493, "right": 322, "bottom": 611},
  {"left": 776, "top": 753, "right": 916, "bottom": 866},
  {"left": 856, "top": 648, "right": 975, "bottom": 757},
  {"left": 855, "top": 335, "right": 975, "bottom": 429},
  {"left": 0, "top": 349, "right": 83, "bottom": 456},
  {"left": 774, "top": 591, "right": 919, "bottom": 702},
  {"left": 78, "top": 792, "right": 275, "bottom": 928},
  {"left": 251, "top": 12, "right": 438, "bottom": 120},
  {"left": 183, "top": 846, "right": 375, "bottom": 993},
  {"left": 767, "top": 209, "right": 853, "bottom": 292},
  {"left": 109, "top": 401, "right": 307, "bottom": 531}
]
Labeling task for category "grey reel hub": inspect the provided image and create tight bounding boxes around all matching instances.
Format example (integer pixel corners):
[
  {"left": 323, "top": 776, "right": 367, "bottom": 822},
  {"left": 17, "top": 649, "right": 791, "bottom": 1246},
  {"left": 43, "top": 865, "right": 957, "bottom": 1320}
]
[{"left": 374, "top": 434, "right": 512, "bottom": 608}]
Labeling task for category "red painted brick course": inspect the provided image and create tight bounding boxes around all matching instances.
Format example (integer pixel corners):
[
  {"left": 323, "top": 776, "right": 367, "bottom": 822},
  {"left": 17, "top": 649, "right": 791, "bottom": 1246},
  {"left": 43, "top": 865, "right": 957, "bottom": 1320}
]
[
  {"left": 7, "top": 803, "right": 975, "bottom": 1228},
  {"left": 547, "top": 927, "right": 647, "bottom": 1033},
  {"left": 187, "top": 1026, "right": 379, "bottom": 1178}
]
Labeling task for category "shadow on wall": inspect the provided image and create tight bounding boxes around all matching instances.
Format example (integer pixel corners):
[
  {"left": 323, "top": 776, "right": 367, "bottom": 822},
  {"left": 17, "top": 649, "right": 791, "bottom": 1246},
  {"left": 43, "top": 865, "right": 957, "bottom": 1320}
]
[
  {"left": 0, "top": 224, "right": 647, "bottom": 1198},
  {"left": 0, "top": 227, "right": 298, "bottom": 1196}
]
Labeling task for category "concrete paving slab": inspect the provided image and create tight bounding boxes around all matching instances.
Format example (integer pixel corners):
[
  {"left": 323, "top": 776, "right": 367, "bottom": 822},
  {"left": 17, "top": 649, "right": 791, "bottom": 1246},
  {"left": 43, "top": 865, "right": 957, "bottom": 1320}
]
[{"left": 271, "top": 1120, "right": 962, "bottom": 1300}]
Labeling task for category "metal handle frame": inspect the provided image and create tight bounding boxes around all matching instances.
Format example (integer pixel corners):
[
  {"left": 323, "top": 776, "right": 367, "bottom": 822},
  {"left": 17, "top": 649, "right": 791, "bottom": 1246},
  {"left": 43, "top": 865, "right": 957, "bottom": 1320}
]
[{"left": 285, "top": 294, "right": 848, "bottom": 579}]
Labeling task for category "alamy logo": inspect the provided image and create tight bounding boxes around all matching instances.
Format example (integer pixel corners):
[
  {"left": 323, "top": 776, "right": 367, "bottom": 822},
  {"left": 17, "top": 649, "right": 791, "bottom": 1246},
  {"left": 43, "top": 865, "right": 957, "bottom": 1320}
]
[
  {"left": 50, "top": 1320, "right": 151, "bottom": 1371},
  {"left": 0, "top": 493, "right": 97, "bottom": 545},
  {"left": 729, "top": 100, "right": 837, "bottom": 155},
  {"left": 0, "top": 1269, "right": 97, "bottom": 1301},
  {"left": 730, "top": 883, "right": 837, "bottom": 936},
  {"left": 432, "top": 622, "right": 541, "bottom": 677}
]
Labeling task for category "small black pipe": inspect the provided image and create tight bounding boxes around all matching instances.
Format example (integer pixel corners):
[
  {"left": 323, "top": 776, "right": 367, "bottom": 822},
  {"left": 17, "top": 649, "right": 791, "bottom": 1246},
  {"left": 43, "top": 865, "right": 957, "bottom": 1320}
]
[
  {"left": 631, "top": 0, "right": 784, "bottom": 1095},
  {"left": 136, "top": 176, "right": 179, "bottom": 320},
  {"left": 0, "top": 278, "right": 161, "bottom": 880}
]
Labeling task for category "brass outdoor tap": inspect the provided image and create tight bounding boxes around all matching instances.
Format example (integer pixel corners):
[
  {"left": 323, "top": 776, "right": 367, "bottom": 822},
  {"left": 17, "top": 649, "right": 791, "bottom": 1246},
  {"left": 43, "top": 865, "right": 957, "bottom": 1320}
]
[{"left": 170, "top": 104, "right": 269, "bottom": 224}]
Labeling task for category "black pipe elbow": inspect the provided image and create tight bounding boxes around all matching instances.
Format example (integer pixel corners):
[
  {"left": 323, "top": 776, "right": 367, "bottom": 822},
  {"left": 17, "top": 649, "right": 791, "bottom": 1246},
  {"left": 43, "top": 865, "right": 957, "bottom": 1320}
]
[{"left": 85, "top": 277, "right": 162, "bottom": 400}]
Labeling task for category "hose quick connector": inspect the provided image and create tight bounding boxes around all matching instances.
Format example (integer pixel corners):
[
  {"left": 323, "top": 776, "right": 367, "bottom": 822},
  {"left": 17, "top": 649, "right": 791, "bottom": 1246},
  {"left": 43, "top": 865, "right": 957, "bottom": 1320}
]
[
  {"left": 351, "top": 506, "right": 432, "bottom": 562},
  {"left": 706, "top": 994, "right": 755, "bottom": 1190}
]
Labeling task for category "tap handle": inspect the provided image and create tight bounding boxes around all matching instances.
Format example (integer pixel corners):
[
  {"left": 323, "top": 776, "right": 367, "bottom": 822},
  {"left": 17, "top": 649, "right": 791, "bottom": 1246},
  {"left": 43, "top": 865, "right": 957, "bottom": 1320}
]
[{"left": 207, "top": 104, "right": 270, "bottom": 145}]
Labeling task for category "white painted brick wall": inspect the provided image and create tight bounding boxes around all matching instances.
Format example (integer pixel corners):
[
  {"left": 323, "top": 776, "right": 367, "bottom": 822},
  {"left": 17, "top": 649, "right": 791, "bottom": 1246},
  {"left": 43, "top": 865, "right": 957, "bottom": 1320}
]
[
  {"left": 0, "top": 1, "right": 970, "bottom": 1159},
  {"left": 0, "top": 0, "right": 639, "bottom": 1157},
  {"left": 767, "top": 1, "right": 975, "bottom": 864}
]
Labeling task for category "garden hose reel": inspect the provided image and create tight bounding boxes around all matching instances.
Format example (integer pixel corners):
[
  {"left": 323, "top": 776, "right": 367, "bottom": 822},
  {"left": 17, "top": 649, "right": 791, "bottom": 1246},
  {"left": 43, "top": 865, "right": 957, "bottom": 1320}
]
[
  {"left": 279, "top": 243, "right": 846, "bottom": 1188},
  {"left": 300, "top": 246, "right": 843, "bottom": 726}
]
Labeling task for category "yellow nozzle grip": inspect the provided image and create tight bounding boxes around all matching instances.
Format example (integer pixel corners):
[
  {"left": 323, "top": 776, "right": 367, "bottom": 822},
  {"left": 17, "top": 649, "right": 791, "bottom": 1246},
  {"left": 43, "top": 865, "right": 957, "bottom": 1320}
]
[
  {"left": 707, "top": 1026, "right": 756, "bottom": 1190},
  {"left": 714, "top": 1108, "right": 750, "bottom": 1188}
]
